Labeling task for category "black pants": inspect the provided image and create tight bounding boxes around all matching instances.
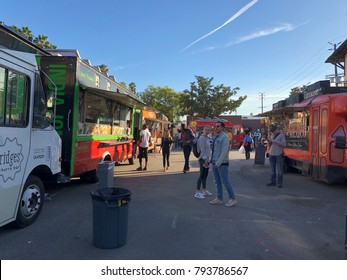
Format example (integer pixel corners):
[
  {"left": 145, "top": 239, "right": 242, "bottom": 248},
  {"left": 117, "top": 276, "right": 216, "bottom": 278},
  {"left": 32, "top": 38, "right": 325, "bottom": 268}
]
[
  {"left": 138, "top": 146, "right": 148, "bottom": 161},
  {"left": 197, "top": 158, "right": 209, "bottom": 190},
  {"left": 183, "top": 144, "right": 192, "bottom": 170},
  {"left": 162, "top": 150, "right": 170, "bottom": 168}
]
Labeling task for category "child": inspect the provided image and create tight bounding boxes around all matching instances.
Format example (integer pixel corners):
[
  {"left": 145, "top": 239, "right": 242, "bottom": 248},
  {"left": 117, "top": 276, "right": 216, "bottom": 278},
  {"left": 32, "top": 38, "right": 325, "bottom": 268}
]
[{"left": 161, "top": 130, "right": 173, "bottom": 171}]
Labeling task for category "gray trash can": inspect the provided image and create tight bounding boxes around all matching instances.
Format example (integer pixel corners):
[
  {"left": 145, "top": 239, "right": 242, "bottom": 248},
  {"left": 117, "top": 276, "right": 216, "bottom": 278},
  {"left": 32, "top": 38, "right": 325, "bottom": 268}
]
[
  {"left": 97, "top": 161, "right": 115, "bottom": 188},
  {"left": 91, "top": 187, "right": 131, "bottom": 249}
]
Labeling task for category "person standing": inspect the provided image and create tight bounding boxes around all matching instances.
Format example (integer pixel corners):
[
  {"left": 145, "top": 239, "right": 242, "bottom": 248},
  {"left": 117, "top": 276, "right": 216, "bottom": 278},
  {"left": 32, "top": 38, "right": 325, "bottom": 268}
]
[
  {"left": 243, "top": 132, "right": 253, "bottom": 160},
  {"left": 137, "top": 124, "right": 151, "bottom": 171},
  {"left": 174, "top": 129, "right": 181, "bottom": 149},
  {"left": 161, "top": 130, "right": 173, "bottom": 172},
  {"left": 181, "top": 123, "right": 194, "bottom": 173},
  {"left": 209, "top": 121, "right": 237, "bottom": 207},
  {"left": 266, "top": 124, "right": 286, "bottom": 188},
  {"left": 194, "top": 126, "right": 213, "bottom": 199}
]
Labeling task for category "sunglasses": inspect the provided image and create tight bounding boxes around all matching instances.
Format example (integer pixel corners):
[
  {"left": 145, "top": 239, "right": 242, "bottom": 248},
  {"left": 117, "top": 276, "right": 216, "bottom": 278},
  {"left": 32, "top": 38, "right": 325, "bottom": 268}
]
[{"left": 215, "top": 125, "right": 221, "bottom": 128}]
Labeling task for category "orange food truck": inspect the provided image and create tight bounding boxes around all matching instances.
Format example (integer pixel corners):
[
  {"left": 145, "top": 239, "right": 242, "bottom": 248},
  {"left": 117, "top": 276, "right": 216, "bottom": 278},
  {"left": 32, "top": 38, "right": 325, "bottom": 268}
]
[{"left": 264, "top": 80, "right": 347, "bottom": 183}]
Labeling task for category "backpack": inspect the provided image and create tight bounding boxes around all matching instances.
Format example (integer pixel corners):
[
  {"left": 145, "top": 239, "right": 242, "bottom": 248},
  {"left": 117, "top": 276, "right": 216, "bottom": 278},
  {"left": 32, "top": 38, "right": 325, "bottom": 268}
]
[{"left": 192, "top": 137, "right": 201, "bottom": 158}]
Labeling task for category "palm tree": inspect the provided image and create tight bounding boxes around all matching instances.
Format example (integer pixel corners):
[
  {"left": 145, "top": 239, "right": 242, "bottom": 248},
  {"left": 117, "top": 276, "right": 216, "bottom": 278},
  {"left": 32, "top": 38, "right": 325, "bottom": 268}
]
[
  {"left": 10, "top": 25, "right": 33, "bottom": 42},
  {"left": 33, "top": 35, "right": 57, "bottom": 49},
  {"left": 129, "top": 82, "right": 136, "bottom": 94},
  {"left": 21, "top": 26, "right": 33, "bottom": 42},
  {"left": 98, "top": 64, "right": 109, "bottom": 75}
]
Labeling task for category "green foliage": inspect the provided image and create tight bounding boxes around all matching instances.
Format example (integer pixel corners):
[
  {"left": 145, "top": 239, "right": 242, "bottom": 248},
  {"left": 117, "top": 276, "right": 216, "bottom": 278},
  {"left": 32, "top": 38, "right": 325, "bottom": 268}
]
[
  {"left": 119, "top": 81, "right": 127, "bottom": 89},
  {"left": 128, "top": 82, "right": 136, "bottom": 93},
  {"left": 11, "top": 25, "right": 57, "bottom": 49},
  {"left": 180, "top": 76, "right": 246, "bottom": 118},
  {"left": 98, "top": 64, "right": 109, "bottom": 75},
  {"left": 139, "top": 86, "right": 181, "bottom": 122},
  {"left": 290, "top": 85, "right": 307, "bottom": 97}
]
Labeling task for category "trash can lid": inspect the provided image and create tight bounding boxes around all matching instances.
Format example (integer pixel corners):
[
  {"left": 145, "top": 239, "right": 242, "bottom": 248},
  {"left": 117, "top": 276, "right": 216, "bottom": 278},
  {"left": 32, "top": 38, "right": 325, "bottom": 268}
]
[{"left": 91, "top": 187, "right": 131, "bottom": 202}]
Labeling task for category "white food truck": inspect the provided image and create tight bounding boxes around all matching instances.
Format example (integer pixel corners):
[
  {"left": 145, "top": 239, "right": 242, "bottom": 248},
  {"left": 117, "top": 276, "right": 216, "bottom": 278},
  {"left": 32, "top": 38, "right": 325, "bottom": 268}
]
[{"left": 0, "top": 47, "right": 62, "bottom": 227}]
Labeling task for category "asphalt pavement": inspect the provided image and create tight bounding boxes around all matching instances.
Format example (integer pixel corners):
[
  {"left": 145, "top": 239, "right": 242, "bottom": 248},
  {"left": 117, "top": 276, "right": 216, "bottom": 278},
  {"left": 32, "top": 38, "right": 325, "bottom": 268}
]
[{"left": 1, "top": 148, "right": 347, "bottom": 260}]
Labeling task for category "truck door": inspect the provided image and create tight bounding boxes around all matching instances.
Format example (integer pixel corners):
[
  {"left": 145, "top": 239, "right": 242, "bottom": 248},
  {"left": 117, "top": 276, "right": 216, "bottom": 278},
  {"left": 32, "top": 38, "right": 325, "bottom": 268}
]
[{"left": 311, "top": 107, "right": 319, "bottom": 179}]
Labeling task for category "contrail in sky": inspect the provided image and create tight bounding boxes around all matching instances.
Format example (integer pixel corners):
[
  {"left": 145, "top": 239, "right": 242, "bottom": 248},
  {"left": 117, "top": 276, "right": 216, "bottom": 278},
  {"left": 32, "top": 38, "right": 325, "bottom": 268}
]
[{"left": 181, "top": 0, "right": 258, "bottom": 52}]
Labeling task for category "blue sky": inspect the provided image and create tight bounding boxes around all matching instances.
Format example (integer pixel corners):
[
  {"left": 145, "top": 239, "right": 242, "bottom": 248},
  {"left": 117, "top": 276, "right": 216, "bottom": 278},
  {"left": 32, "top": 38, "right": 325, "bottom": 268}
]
[{"left": 1, "top": 0, "right": 347, "bottom": 115}]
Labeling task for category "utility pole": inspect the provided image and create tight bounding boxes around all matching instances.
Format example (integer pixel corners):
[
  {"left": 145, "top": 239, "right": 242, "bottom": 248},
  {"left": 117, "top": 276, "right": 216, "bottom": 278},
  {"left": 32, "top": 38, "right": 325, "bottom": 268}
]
[
  {"left": 328, "top": 42, "right": 340, "bottom": 85},
  {"left": 259, "top": 92, "right": 265, "bottom": 114}
]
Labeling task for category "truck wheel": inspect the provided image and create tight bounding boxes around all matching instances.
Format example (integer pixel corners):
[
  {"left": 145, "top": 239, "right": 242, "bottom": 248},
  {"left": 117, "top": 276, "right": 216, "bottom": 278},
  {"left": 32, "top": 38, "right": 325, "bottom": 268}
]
[{"left": 14, "top": 175, "right": 44, "bottom": 228}]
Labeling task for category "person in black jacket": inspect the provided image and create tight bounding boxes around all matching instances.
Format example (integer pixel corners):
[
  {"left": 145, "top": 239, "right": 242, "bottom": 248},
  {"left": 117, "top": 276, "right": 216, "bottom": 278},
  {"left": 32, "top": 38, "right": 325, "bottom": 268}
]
[
  {"left": 181, "top": 123, "right": 194, "bottom": 173},
  {"left": 161, "top": 130, "right": 173, "bottom": 172}
]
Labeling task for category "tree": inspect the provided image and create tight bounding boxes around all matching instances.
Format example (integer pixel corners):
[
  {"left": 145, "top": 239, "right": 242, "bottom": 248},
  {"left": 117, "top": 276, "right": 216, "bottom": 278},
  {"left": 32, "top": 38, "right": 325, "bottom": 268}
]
[
  {"left": 33, "top": 35, "right": 57, "bottom": 49},
  {"left": 119, "top": 81, "right": 127, "bottom": 89},
  {"left": 139, "top": 86, "right": 181, "bottom": 122},
  {"left": 11, "top": 25, "right": 57, "bottom": 49},
  {"left": 289, "top": 85, "right": 307, "bottom": 97},
  {"left": 179, "top": 76, "right": 247, "bottom": 118},
  {"left": 98, "top": 64, "right": 109, "bottom": 75},
  {"left": 128, "top": 82, "right": 136, "bottom": 94},
  {"left": 11, "top": 25, "right": 33, "bottom": 42}
]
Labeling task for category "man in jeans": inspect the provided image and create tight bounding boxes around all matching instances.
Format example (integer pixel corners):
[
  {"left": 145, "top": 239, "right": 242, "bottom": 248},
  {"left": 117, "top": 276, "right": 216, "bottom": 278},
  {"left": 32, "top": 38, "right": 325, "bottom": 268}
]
[
  {"left": 209, "top": 121, "right": 237, "bottom": 207},
  {"left": 267, "top": 124, "right": 286, "bottom": 188}
]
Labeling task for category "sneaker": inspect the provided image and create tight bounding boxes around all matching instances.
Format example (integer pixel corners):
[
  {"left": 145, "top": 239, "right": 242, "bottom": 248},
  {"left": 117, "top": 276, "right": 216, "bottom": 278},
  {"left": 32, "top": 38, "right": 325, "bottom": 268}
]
[
  {"left": 194, "top": 193, "right": 205, "bottom": 199},
  {"left": 136, "top": 167, "right": 142, "bottom": 171},
  {"left": 225, "top": 199, "right": 238, "bottom": 207},
  {"left": 202, "top": 190, "right": 212, "bottom": 196},
  {"left": 209, "top": 198, "right": 224, "bottom": 205},
  {"left": 143, "top": 167, "right": 147, "bottom": 171},
  {"left": 266, "top": 182, "right": 276, "bottom": 186}
]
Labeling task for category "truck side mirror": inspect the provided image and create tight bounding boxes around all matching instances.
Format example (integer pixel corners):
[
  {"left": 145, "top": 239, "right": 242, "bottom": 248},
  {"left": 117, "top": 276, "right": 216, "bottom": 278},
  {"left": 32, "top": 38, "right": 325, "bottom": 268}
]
[{"left": 335, "top": 136, "right": 347, "bottom": 149}]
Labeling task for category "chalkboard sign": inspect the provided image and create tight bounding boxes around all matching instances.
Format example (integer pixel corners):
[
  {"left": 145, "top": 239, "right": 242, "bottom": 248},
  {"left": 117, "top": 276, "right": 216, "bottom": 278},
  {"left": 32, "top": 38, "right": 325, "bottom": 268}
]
[{"left": 254, "top": 146, "right": 266, "bottom": 165}]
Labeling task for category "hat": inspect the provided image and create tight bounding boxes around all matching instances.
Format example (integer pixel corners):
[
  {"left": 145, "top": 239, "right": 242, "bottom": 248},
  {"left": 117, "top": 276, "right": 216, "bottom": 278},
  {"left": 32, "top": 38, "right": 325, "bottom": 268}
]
[{"left": 270, "top": 124, "right": 277, "bottom": 132}]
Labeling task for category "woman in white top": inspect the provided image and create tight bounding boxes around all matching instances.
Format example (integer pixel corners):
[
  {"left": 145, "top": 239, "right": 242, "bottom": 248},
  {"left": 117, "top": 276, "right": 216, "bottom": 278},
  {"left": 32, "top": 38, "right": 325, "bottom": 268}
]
[{"left": 195, "top": 126, "right": 213, "bottom": 199}]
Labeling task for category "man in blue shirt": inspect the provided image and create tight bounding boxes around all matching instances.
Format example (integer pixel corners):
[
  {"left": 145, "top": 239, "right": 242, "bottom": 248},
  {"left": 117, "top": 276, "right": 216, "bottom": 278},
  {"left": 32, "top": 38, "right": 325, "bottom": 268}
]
[
  {"left": 210, "top": 121, "right": 238, "bottom": 207},
  {"left": 266, "top": 124, "right": 286, "bottom": 188}
]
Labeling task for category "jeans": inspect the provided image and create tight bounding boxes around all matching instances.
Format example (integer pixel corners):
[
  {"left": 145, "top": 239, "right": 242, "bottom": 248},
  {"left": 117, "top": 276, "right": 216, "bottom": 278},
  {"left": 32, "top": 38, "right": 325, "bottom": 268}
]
[
  {"left": 197, "top": 158, "right": 209, "bottom": 190},
  {"left": 162, "top": 150, "right": 170, "bottom": 168},
  {"left": 212, "top": 164, "right": 235, "bottom": 200},
  {"left": 269, "top": 154, "right": 284, "bottom": 185},
  {"left": 183, "top": 144, "right": 192, "bottom": 170}
]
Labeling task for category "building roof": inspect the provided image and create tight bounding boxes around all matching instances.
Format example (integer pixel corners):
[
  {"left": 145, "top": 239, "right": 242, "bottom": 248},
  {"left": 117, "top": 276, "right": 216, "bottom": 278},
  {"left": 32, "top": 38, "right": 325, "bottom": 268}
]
[{"left": 325, "top": 39, "right": 347, "bottom": 64}]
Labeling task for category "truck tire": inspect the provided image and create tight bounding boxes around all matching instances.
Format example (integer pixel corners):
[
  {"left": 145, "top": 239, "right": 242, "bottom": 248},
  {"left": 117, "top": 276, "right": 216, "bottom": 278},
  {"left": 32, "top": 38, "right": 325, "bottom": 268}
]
[{"left": 14, "top": 175, "right": 44, "bottom": 228}]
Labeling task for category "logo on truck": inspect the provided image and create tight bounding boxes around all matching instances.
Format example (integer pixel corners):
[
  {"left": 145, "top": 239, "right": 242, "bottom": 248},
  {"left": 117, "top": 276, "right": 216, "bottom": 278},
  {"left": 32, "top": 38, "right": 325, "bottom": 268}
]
[{"left": 0, "top": 138, "right": 24, "bottom": 182}]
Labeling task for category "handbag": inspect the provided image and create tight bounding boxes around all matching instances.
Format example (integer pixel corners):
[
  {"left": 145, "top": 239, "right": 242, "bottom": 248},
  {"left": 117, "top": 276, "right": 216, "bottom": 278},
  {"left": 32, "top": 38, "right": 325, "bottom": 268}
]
[{"left": 239, "top": 145, "right": 245, "bottom": 154}]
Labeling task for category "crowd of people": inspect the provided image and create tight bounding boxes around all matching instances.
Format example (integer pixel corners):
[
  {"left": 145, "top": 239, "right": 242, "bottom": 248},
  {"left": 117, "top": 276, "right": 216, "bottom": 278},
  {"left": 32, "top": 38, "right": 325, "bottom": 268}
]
[{"left": 134, "top": 121, "right": 286, "bottom": 207}]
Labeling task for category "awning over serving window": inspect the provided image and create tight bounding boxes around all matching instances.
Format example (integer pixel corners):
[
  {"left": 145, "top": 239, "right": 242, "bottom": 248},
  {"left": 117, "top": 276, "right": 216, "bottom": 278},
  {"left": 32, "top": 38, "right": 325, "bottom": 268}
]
[
  {"left": 144, "top": 117, "right": 171, "bottom": 124},
  {"left": 142, "top": 110, "right": 170, "bottom": 124},
  {"left": 79, "top": 84, "right": 147, "bottom": 109}
]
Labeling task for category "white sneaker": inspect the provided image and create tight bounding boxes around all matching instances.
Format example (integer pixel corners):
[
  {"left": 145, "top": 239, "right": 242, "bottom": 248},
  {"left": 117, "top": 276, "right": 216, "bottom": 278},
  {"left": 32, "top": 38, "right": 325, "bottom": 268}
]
[
  {"left": 202, "top": 190, "right": 212, "bottom": 196},
  {"left": 194, "top": 193, "right": 205, "bottom": 199},
  {"left": 209, "top": 198, "right": 224, "bottom": 205},
  {"left": 225, "top": 199, "right": 238, "bottom": 207}
]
